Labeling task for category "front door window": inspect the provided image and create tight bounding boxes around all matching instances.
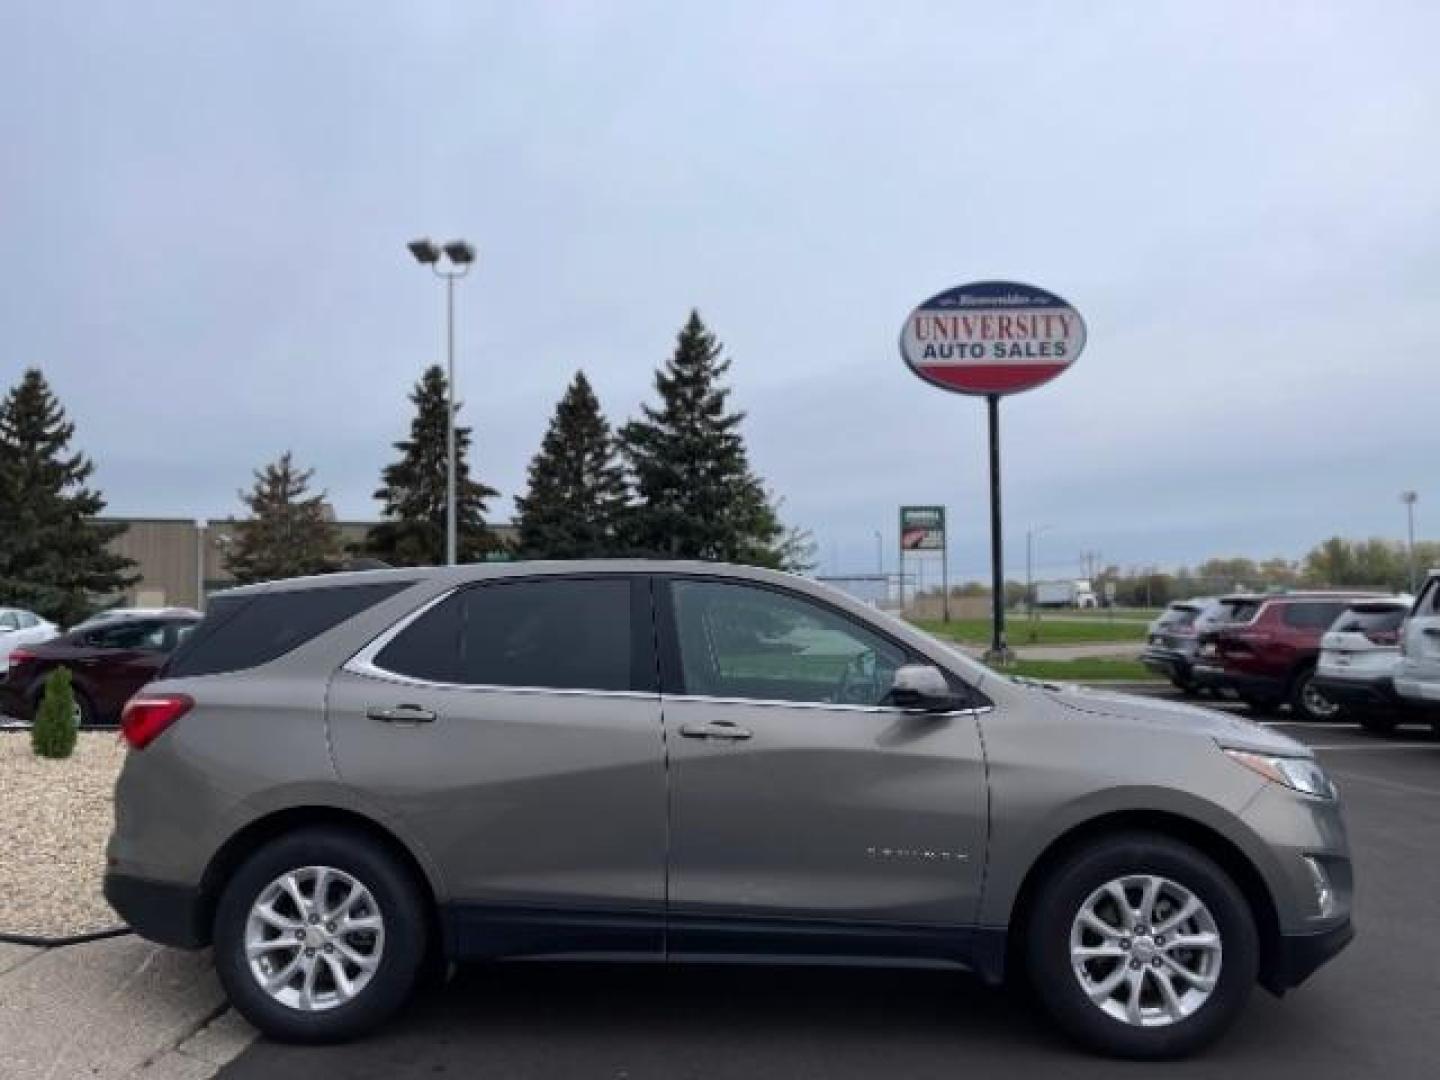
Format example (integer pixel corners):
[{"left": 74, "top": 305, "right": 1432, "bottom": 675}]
[{"left": 670, "top": 579, "right": 908, "bottom": 707}]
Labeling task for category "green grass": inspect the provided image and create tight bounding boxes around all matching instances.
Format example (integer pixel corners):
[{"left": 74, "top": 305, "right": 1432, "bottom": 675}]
[
  {"left": 994, "top": 658, "right": 1154, "bottom": 682},
  {"left": 912, "top": 615, "right": 1149, "bottom": 646}
]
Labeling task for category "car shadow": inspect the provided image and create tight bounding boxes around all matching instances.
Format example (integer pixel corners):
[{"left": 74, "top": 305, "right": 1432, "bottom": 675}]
[{"left": 221, "top": 961, "right": 1359, "bottom": 1080}]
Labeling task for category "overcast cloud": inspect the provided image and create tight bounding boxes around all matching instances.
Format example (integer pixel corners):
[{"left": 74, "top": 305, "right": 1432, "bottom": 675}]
[{"left": 2, "top": 1, "right": 1436, "bottom": 581}]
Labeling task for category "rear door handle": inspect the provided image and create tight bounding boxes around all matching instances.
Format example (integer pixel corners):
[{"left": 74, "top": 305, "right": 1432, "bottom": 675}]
[
  {"left": 1423, "top": 627, "right": 1440, "bottom": 636},
  {"left": 679, "top": 720, "right": 752, "bottom": 741},
  {"left": 367, "top": 704, "right": 437, "bottom": 725}
]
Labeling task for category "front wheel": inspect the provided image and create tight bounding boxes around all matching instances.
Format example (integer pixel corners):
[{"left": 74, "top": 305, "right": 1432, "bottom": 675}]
[
  {"left": 1026, "top": 832, "right": 1258, "bottom": 1059},
  {"left": 213, "top": 827, "right": 428, "bottom": 1043}
]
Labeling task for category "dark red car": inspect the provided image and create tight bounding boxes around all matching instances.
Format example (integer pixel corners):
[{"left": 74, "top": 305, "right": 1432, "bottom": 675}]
[
  {"left": 1190, "top": 592, "right": 1385, "bottom": 721},
  {"left": 2, "top": 611, "right": 200, "bottom": 726}
]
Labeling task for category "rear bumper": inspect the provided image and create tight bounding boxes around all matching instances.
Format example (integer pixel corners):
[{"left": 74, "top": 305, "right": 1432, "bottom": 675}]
[
  {"left": 103, "top": 872, "right": 208, "bottom": 949},
  {"left": 1312, "top": 672, "right": 1401, "bottom": 710},
  {"left": 1265, "top": 919, "right": 1355, "bottom": 993}
]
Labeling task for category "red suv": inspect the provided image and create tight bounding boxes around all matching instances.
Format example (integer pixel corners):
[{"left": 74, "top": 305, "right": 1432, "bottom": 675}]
[
  {"left": 2, "top": 611, "right": 199, "bottom": 726},
  {"left": 1191, "top": 592, "right": 1386, "bottom": 721}
]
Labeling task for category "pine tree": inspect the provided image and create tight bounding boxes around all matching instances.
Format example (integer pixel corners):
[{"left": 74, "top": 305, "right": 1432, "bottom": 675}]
[
  {"left": 225, "top": 452, "right": 345, "bottom": 584},
  {"left": 619, "top": 311, "right": 790, "bottom": 567},
  {"left": 0, "top": 369, "right": 137, "bottom": 626},
  {"left": 515, "top": 372, "right": 630, "bottom": 558},
  {"left": 366, "top": 365, "right": 498, "bottom": 565}
]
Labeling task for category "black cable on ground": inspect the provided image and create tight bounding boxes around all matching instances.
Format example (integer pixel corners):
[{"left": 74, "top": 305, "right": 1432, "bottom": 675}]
[{"left": 0, "top": 926, "right": 133, "bottom": 947}]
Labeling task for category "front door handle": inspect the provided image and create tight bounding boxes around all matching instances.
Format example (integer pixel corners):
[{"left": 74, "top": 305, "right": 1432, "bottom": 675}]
[
  {"left": 367, "top": 704, "right": 437, "bottom": 725},
  {"left": 679, "top": 720, "right": 752, "bottom": 741}
]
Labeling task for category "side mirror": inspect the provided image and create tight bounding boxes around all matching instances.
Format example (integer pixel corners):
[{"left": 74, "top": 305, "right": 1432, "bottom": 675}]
[{"left": 885, "top": 664, "right": 966, "bottom": 713}]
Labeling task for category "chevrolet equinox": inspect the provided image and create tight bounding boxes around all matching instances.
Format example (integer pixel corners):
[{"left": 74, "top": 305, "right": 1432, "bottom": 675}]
[{"left": 104, "top": 562, "right": 1353, "bottom": 1058}]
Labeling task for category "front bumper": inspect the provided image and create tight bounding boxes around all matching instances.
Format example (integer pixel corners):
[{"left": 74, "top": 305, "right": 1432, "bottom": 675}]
[
  {"left": 1192, "top": 664, "right": 1284, "bottom": 700},
  {"left": 1140, "top": 647, "right": 1193, "bottom": 682},
  {"left": 1265, "top": 919, "right": 1355, "bottom": 993},
  {"left": 103, "top": 872, "right": 208, "bottom": 949}
]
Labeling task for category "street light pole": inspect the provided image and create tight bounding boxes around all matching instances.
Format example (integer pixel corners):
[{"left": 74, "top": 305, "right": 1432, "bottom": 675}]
[
  {"left": 1401, "top": 491, "right": 1419, "bottom": 594},
  {"left": 408, "top": 238, "right": 476, "bottom": 567}
]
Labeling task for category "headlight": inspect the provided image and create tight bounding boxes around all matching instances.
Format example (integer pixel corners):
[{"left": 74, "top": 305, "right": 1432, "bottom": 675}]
[{"left": 1224, "top": 748, "right": 1336, "bottom": 799}]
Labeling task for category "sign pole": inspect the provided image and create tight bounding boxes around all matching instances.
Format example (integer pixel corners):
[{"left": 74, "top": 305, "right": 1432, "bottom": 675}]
[
  {"left": 984, "top": 394, "right": 1011, "bottom": 662},
  {"left": 942, "top": 526, "right": 950, "bottom": 623},
  {"left": 898, "top": 280, "right": 1086, "bottom": 662}
]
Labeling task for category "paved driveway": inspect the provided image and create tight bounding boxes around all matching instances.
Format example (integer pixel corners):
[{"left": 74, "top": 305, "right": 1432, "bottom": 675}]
[{"left": 219, "top": 720, "right": 1440, "bottom": 1080}]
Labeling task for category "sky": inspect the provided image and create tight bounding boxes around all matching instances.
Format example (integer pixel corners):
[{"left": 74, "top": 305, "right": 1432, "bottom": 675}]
[{"left": 2, "top": 1, "right": 1437, "bottom": 583}]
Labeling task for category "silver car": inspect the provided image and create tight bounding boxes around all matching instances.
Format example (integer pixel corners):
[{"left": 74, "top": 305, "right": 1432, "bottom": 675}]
[
  {"left": 105, "top": 562, "right": 1353, "bottom": 1058},
  {"left": 1393, "top": 569, "right": 1440, "bottom": 728}
]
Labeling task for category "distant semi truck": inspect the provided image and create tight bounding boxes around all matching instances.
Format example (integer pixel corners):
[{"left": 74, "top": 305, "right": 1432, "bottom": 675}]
[{"left": 1035, "top": 579, "right": 1099, "bottom": 609}]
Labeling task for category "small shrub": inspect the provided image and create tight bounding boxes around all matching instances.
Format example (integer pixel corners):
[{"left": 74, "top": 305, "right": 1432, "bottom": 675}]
[{"left": 31, "top": 667, "right": 78, "bottom": 759}]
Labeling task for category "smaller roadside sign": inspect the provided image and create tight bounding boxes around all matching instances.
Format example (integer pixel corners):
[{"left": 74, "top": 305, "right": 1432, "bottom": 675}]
[{"left": 900, "top": 506, "right": 945, "bottom": 551}]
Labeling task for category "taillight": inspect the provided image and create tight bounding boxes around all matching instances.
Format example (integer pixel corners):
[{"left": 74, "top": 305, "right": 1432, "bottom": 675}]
[
  {"left": 120, "top": 694, "right": 193, "bottom": 750},
  {"left": 8, "top": 648, "right": 35, "bottom": 665}
]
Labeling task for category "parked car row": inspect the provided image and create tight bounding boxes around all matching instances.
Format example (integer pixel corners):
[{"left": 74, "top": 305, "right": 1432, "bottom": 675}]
[
  {"left": 0, "top": 607, "right": 200, "bottom": 726},
  {"left": 1143, "top": 578, "right": 1440, "bottom": 733}
]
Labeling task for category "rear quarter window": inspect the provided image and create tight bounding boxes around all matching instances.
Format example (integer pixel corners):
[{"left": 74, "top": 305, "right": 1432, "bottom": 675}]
[
  {"left": 166, "top": 581, "right": 411, "bottom": 678},
  {"left": 1219, "top": 600, "right": 1262, "bottom": 624}
]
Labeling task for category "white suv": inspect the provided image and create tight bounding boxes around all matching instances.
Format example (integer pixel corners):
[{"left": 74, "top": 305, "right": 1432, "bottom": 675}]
[{"left": 1393, "top": 570, "right": 1440, "bottom": 732}]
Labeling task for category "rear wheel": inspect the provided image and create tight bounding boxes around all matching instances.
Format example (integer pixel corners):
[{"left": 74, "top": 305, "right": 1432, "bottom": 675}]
[
  {"left": 213, "top": 827, "right": 428, "bottom": 1043},
  {"left": 1026, "top": 832, "right": 1258, "bottom": 1059},
  {"left": 1289, "top": 668, "right": 1341, "bottom": 722}
]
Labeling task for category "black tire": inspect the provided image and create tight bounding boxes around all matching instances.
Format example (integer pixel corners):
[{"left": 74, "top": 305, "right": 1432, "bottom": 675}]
[
  {"left": 1356, "top": 712, "right": 1398, "bottom": 737},
  {"left": 1170, "top": 677, "right": 1198, "bottom": 696},
  {"left": 1025, "top": 832, "right": 1259, "bottom": 1060},
  {"left": 1288, "top": 668, "right": 1340, "bottom": 723},
  {"left": 213, "top": 826, "right": 428, "bottom": 1043}
]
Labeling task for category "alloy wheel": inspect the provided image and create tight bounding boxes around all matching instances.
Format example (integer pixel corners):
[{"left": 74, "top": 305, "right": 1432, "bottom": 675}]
[
  {"left": 244, "top": 865, "right": 386, "bottom": 1012},
  {"left": 1069, "top": 874, "right": 1223, "bottom": 1028}
]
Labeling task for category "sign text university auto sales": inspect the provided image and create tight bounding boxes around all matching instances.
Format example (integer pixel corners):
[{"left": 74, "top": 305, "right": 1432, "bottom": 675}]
[{"left": 899, "top": 282, "right": 1086, "bottom": 396}]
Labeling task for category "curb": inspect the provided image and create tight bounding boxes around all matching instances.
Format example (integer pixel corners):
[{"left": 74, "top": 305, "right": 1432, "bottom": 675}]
[{"left": 0, "top": 926, "right": 132, "bottom": 948}]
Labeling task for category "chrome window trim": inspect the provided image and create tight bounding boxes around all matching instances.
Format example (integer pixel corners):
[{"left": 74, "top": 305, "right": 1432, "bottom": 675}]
[
  {"left": 342, "top": 585, "right": 656, "bottom": 701},
  {"left": 662, "top": 691, "right": 991, "bottom": 718}
]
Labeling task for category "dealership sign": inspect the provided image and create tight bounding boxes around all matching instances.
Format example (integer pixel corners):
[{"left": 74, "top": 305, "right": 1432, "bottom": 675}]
[
  {"left": 899, "top": 280, "right": 1086, "bottom": 396},
  {"left": 899, "top": 505, "right": 945, "bottom": 551}
]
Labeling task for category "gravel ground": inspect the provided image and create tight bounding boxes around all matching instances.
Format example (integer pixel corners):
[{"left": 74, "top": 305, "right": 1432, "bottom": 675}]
[{"left": 0, "top": 732, "right": 127, "bottom": 937}]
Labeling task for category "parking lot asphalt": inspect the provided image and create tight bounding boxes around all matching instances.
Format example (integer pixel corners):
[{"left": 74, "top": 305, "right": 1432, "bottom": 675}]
[{"left": 217, "top": 713, "right": 1440, "bottom": 1080}]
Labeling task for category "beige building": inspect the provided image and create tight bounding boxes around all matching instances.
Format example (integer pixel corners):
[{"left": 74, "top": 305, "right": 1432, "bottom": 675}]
[{"left": 99, "top": 517, "right": 517, "bottom": 609}]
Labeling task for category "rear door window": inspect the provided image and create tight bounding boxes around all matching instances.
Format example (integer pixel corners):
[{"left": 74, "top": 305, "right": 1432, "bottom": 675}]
[
  {"left": 371, "top": 577, "right": 646, "bottom": 693},
  {"left": 167, "top": 581, "right": 411, "bottom": 677},
  {"left": 1282, "top": 602, "right": 1350, "bottom": 630},
  {"left": 87, "top": 619, "right": 166, "bottom": 650}
]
